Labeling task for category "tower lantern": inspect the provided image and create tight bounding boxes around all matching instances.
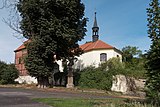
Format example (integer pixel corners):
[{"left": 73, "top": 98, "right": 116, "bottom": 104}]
[{"left": 92, "top": 12, "right": 99, "bottom": 42}]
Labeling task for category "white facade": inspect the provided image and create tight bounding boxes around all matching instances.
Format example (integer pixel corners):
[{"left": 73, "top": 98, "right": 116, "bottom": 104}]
[
  {"left": 15, "top": 76, "right": 37, "bottom": 84},
  {"left": 73, "top": 48, "right": 122, "bottom": 70}
]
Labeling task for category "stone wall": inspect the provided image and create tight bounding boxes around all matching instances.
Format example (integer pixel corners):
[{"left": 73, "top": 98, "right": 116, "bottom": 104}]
[
  {"left": 111, "top": 75, "right": 145, "bottom": 94},
  {"left": 15, "top": 76, "right": 37, "bottom": 84}
]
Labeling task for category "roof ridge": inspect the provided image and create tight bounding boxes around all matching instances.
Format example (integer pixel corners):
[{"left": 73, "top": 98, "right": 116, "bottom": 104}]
[
  {"left": 81, "top": 42, "right": 92, "bottom": 51},
  {"left": 92, "top": 40, "right": 99, "bottom": 48},
  {"left": 14, "top": 40, "right": 29, "bottom": 52},
  {"left": 99, "top": 40, "right": 114, "bottom": 48}
]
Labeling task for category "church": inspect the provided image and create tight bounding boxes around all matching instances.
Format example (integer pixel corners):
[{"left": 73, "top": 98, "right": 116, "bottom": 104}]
[
  {"left": 74, "top": 12, "right": 122, "bottom": 69},
  {"left": 14, "top": 13, "right": 122, "bottom": 84}
]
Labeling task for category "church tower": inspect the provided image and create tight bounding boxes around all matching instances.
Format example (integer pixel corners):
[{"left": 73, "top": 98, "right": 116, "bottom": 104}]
[{"left": 92, "top": 12, "right": 99, "bottom": 42}]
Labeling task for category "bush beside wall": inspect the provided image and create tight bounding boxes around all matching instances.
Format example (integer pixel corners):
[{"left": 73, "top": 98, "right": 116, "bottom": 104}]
[
  {"left": 0, "top": 61, "right": 19, "bottom": 84},
  {"left": 77, "top": 57, "right": 146, "bottom": 91}
]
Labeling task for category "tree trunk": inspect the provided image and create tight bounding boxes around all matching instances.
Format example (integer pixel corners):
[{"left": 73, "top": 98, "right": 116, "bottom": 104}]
[
  {"left": 49, "top": 73, "right": 55, "bottom": 88},
  {"left": 37, "top": 76, "right": 49, "bottom": 88}
]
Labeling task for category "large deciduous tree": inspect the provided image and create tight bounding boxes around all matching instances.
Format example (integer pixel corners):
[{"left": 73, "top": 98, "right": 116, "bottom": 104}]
[
  {"left": 122, "top": 46, "right": 142, "bottom": 62},
  {"left": 145, "top": 0, "right": 160, "bottom": 104},
  {"left": 17, "top": 0, "right": 87, "bottom": 88},
  {"left": 122, "top": 46, "right": 146, "bottom": 78}
]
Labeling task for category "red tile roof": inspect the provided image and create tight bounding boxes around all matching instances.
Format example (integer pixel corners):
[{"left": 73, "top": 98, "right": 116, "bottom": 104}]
[
  {"left": 80, "top": 40, "right": 115, "bottom": 52},
  {"left": 14, "top": 40, "right": 30, "bottom": 52},
  {"left": 14, "top": 44, "right": 25, "bottom": 52},
  {"left": 15, "top": 40, "right": 121, "bottom": 53}
]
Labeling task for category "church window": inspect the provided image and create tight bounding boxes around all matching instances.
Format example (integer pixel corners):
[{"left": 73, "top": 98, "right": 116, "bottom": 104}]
[{"left": 100, "top": 53, "right": 107, "bottom": 62}]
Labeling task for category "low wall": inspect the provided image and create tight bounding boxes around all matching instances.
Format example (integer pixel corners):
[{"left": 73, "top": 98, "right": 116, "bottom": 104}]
[
  {"left": 111, "top": 75, "right": 145, "bottom": 94},
  {"left": 15, "top": 76, "right": 37, "bottom": 84}
]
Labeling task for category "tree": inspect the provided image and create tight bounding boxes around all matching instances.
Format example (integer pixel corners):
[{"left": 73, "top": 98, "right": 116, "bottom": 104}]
[
  {"left": 17, "top": 0, "right": 87, "bottom": 88},
  {"left": 121, "top": 46, "right": 146, "bottom": 78},
  {"left": 0, "top": 61, "right": 19, "bottom": 84},
  {"left": 145, "top": 0, "right": 160, "bottom": 104},
  {"left": 122, "top": 46, "right": 142, "bottom": 62},
  {"left": 122, "top": 46, "right": 143, "bottom": 69}
]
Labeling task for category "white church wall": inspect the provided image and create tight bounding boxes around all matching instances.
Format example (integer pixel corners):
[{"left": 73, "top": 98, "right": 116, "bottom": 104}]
[
  {"left": 55, "top": 49, "right": 122, "bottom": 71},
  {"left": 113, "top": 49, "right": 122, "bottom": 61},
  {"left": 57, "top": 60, "right": 63, "bottom": 72},
  {"left": 74, "top": 49, "right": 122, "bottom": 70},
  {"left": 15, "top": 76, "right": 37, "bottom": 84}
]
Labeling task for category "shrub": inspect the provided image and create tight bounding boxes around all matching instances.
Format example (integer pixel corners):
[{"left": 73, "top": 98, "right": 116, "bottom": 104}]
[
  {"left": 73, "top": 69, "right": 81, "bottom": 86},
  {"left": 0, "top": 61, "right": 19, "bottom": 84},
  {"left": 78, "top": 57, "right": 146, "bottom": 90},
  {"left": 78, "top": 66, "right": 113, "bottom": 90},
  {"left": 100, "top": 57, "right": 124, "bottom": 70}
]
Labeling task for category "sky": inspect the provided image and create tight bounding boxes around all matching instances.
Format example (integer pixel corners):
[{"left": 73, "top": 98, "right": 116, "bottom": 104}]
[{"left": 0, "top": 0, "right": 151, "bottom": 63}]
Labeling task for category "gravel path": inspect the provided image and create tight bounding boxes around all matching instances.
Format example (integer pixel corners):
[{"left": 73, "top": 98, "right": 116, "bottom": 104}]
[{"left": 0, "top": 87, "right": 115, "bottom": 107}]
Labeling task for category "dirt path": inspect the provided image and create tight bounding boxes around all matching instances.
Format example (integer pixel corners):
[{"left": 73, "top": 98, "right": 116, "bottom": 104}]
[{"left": 0, "top": 86, "right": 145, "bottom": 107}]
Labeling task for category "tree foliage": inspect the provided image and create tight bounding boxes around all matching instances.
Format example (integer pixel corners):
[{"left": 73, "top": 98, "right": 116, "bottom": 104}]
[
  {"left": 100, "top": 57, "right": 124, "bottom": 70},
  {"left": 78, "top": 54, "right": 147, "bottom": 91},
  {"left": 0, "top": 61, "right": 19, "bottom": 84},
  {"left": 122, "top": 46, "right": 142, "bottom": 62},
  {"left": 78, "top": 66, "right": 113, "bottom": 90},
  {"left": 145, "top": 0, "right": 160, "bottom": 104},
  {"left": 16, "top": 0, "right": 87, "bottom": 88},
  {"left": 121, "top": 46, "right": 146, "bottom": 78},
  {"left": 78, "top": 57, "right": 130, "bottom": 90}
]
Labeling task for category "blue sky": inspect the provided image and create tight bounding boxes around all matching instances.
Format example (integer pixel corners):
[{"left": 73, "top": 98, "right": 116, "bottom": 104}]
[{"left": 0, "top": 0, "right": 151, "bottom": 63}]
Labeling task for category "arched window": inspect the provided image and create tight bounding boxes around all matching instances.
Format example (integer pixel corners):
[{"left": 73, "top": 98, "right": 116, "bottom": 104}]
[{"left": 100, "top": 53, "right": 107, "bottom": 62}]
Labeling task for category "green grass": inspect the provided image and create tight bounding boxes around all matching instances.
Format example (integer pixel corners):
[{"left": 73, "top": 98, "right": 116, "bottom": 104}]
[
  {"left": 32, "top": 98, "right": 156, "bottom": 107},
  {"left": 33, "top": 98, "right": 97, "bottom": 107}
]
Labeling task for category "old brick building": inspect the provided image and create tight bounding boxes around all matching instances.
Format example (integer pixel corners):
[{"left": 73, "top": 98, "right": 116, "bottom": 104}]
[{"left": 14, "top": 40, "right": 28, "bottom": 76}]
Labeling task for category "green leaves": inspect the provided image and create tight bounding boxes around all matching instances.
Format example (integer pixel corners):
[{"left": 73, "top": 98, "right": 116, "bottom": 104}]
[
  {"left": 122, "top": 46, "right": 142, "bottom": 62},
  {"left": 79, "top": 66, "right": 112, "bottom": 90},
  {"left": 17, "top": 0, "right": 87, "bottom": 86},
  {"left": 0, "top": 61, "right": 19, "bottom": 84},
  {"left": 145, "top": 0, "right": 160, "bottom": 104}
]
